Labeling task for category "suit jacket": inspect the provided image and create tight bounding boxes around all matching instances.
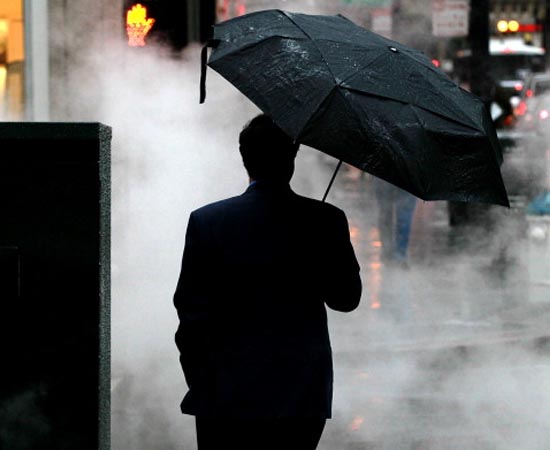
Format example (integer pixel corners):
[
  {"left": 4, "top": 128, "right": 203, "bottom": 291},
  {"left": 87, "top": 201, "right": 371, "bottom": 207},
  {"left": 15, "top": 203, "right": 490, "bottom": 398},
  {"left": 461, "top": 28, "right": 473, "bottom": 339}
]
[{"left": 173, "top": 180, "right": 362, "bottom": 418}]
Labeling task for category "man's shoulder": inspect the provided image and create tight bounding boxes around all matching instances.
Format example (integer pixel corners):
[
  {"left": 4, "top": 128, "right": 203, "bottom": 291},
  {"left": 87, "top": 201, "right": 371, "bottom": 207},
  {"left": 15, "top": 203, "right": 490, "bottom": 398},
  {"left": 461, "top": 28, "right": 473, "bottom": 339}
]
[
  {"left": 293, "top": 193, "right": 346, "bottom": 217},
  {"left": 190, "top": 190, "right": 347, "bottom": 223},
  {"left": 191, "top": 195, "right": 244, "bottom": 218}
]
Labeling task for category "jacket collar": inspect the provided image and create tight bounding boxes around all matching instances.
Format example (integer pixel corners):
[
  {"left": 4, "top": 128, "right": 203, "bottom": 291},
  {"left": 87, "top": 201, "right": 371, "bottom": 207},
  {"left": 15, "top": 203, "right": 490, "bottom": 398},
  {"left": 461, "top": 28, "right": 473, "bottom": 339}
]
[{"left": 244, "top": 179, "right": 293, "bottom": 195}]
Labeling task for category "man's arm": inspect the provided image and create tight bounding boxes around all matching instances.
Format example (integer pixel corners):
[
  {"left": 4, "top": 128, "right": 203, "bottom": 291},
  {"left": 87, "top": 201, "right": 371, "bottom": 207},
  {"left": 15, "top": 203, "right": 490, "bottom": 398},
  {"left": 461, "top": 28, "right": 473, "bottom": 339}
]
[
  {"left": 173, "top": 212, "right": 210, "bottom": 390},
  {"left": 323, "top": 208, "right": 362, "bottom": 312}
]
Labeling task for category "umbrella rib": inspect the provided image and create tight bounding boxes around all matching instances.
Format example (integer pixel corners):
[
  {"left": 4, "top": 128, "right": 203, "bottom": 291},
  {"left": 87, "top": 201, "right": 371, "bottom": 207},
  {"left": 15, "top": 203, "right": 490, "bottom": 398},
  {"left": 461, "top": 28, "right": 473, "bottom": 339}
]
[
  {"left": 280, "top": 12, "right": 340, "bottom": 87},
  {"left": 381, "top": 50, "right": 484, "bottom": 130},
  {"left": 209, "top": 31, "right": 338, "bottom": 141},
  {"left": 326, "top": 43, "right": 483, "bottom": 131},
  {"left": 295, "top": 85, "right": 339, "bottom": 142},
  {"left": 340, "top": 86, "right": 488, "bottom": 133},
  {"left": 277, "top": 12, "right": 351, "bottom": 139},
  {"left": 296, "top": 86, "right": 412, "bottom": 188},
  {"left": 337, "top": 51, "right": 388, "bottom": 86},
  {"left": 208, "top": 34, "right": 304, "bottom": 64},
  {"left": 340, "top": 85, "right": 484, "bottom": 134},
  {"left": 329, "top": 86, "right": 422, "bottom": 197}
]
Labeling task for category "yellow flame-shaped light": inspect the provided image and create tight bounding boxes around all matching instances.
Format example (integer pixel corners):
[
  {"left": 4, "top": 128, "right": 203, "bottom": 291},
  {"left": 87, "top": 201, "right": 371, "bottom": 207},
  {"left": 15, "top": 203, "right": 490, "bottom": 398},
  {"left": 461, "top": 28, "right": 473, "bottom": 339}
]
[{"left": 126, "top": 4, "right": 155, "bottom": 47}]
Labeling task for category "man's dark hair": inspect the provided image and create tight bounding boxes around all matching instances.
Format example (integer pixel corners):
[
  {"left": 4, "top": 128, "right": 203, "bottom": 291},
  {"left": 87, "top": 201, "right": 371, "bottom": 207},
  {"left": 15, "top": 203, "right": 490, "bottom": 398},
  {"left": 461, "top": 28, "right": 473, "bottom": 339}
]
[{"left": 239, "top": 114, "right": 300, "bottom": 181}]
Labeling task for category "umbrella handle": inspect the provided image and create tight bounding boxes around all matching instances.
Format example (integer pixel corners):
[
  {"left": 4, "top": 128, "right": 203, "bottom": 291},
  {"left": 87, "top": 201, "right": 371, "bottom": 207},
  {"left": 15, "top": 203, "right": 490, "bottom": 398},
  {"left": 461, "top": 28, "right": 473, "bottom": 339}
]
[
  {"left": 322, "top": 160, "right": 343, "bottom": 203},
  {"left": 200, "top": 39, "right": 220, "bottom": 104}
]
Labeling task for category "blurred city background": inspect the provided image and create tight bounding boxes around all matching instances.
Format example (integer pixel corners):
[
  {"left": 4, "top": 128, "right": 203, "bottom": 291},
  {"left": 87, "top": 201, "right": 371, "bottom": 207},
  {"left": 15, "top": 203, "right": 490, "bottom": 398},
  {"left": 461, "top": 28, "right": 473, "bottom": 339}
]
[{"left": 1, "top": 1, "right": 550, "bottom": 449}]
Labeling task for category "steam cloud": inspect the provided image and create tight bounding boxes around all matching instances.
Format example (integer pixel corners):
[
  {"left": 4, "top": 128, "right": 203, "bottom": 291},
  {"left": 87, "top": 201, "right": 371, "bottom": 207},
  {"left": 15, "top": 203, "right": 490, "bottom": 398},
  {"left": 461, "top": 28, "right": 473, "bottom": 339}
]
[{"left": 28, "top": 2, "right": 550, "bottom": 449}]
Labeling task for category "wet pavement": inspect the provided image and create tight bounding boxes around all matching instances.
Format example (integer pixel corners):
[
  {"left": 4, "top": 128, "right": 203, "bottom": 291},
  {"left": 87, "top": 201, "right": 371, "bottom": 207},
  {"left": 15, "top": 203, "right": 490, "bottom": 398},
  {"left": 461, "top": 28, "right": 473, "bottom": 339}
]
[
  {"left": 300, "top": 154, "right": 550, "bottom": 450},
  {"left": 316, "top": 157, "right": 550, "bottom": 352}
]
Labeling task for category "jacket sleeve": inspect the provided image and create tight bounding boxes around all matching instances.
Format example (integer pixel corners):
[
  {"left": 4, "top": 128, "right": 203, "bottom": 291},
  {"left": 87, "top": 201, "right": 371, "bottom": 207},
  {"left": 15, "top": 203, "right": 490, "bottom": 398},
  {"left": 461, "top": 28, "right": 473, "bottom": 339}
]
[
  {"left": 173, "top": 212, "right": 211, "bottom": 390},
  {"left": 323, "top": 208, "right": 362, "bottom": 312}
]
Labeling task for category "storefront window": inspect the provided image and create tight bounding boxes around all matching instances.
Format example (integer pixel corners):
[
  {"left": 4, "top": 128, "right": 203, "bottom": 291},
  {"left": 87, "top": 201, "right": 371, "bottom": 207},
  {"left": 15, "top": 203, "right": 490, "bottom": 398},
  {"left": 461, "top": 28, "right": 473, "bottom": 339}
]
[{"left": 0, "top": 0, "right": 25, "bottom": 120}]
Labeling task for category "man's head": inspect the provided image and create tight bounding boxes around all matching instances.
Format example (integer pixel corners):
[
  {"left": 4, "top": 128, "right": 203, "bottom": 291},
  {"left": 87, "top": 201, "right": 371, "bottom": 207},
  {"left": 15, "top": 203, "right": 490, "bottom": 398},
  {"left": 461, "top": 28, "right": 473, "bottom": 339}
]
[{"left": 239, "top": 114, "right": 300, "bottom": 183}]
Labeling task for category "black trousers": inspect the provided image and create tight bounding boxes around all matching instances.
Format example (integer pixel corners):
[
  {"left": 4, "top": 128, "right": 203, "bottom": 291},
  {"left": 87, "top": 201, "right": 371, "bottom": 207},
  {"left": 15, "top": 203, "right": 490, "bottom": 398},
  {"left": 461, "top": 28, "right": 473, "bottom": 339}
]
[{"left": 195, "top": 417, "right": 327, "bottom": 450}]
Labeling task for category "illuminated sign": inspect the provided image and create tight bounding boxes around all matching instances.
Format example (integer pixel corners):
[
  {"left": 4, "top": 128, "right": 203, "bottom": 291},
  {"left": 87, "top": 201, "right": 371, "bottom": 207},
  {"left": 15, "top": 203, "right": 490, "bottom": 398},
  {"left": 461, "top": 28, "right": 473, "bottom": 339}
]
[
  {"left": 497, "top": 20, "right": 509, "bottom": 33},
  {"left": 508, "top": 20, "right": 520, "bottom": 32},
  {"left": 518, "top": 24, "right": 543, "bottom": 33},
  {"left": 126, "top": 4, "right": 155, "bottom": 47},
  {"left": 496, "top": 20, "right": 542, "bottom": 34}
]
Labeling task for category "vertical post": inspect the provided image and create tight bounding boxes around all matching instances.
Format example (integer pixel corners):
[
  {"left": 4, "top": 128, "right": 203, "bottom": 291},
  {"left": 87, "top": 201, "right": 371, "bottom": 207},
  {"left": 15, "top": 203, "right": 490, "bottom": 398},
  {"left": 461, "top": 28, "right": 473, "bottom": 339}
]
[
  {"left": 468, "top": 0, "right": 491, "bottom": 104},
  {"left": 449, "top": 0, "right": 492, "bottom": 229},
  {"left": 199, "top": 0, "right": 217, "bottom": 42},
  {"left": 24, "top": 0, "right": 50, "bottom": 121},
  {"left": 543, "top": 0, "right": 550, "bottom": 70},
  {"left": 187, "top": 0, "right": 200, "bottom": 43}
]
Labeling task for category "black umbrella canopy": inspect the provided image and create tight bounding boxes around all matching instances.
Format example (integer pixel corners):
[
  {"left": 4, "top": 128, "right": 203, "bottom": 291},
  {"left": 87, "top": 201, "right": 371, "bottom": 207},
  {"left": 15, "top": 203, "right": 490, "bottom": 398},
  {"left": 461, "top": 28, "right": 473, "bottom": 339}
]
[{"left": 201, "top": 9, "right": 509, "bottom": 207}]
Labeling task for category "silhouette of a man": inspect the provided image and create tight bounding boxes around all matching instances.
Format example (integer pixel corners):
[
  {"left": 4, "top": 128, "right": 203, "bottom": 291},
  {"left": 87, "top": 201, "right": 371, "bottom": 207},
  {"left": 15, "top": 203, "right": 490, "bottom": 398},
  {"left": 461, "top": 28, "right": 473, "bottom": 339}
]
[{"left": 173, "top": 114, "right": 362, "bottom": 450}]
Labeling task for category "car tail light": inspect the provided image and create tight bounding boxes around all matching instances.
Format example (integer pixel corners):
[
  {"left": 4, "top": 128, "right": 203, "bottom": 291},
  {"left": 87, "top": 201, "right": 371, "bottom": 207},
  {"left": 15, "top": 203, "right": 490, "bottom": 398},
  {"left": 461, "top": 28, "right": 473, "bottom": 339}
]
[
  {"left": 515, "top": 100, "right": 528, "bottom": 116},
  {"left": 526, "top": 89, "right": 534, "bottom": 98},
  {"left": 503, "top": 114, "right": 515, "bottom": 127}
]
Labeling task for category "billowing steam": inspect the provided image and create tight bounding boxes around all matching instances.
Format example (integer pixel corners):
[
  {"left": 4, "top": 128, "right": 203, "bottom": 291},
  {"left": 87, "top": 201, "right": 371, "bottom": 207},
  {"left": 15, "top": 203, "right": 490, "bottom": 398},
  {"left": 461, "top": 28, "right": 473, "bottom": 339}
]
[{"left": 36, "top": 2, "right": 550, "bottom": 449}]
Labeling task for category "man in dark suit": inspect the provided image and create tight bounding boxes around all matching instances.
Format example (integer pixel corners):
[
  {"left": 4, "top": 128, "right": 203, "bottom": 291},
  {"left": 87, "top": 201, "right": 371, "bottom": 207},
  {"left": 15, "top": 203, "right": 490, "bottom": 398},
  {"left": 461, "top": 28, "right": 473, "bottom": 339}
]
[{"left": 173, "top": 114, "right": 362, "bottom": 450}]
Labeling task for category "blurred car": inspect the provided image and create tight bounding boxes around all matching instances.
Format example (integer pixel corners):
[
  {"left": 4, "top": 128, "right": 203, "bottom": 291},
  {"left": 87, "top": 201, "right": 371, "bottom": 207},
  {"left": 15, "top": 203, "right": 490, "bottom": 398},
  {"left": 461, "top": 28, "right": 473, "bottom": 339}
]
[
  {"left": 491, "top": 84, "right": 518, "bottom": 130},
  {"left": 521, "top": 71, "right": 550, "bottom": 97},
  {"left": 514, "top": 72, "right": 550, "bottom": 120},
  {"left": 452, "top": 39, "right": 545, "bottom": 132},
  {"left": 515, "top": 90, "right": 550, "bottom": 137},
  {"left": 490, "top": 76, "right": 549, "bottom": 208},
  {"left": 501, "top": 88, "right": 550, "bottom": 201},
  {"left": 447, "top": 39, "right": 545, "bottom": 225}
]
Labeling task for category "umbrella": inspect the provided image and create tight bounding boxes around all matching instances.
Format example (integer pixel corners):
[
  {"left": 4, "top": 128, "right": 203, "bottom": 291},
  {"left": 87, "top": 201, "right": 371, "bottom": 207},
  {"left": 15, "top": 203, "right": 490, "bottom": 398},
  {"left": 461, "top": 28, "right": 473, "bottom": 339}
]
[{"left": 199, "top": 9, "right": 510, "bottom": 207}]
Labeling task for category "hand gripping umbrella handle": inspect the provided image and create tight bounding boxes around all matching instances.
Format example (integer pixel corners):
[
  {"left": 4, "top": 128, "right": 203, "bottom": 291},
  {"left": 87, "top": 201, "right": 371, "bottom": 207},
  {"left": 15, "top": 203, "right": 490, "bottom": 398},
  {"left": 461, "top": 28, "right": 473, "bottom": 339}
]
[
  {"left": 200, "top": 39, "right": 220, "bottom": 104},
  {"left": 322, "top": 160, "right": 343, "bottom": 203}
]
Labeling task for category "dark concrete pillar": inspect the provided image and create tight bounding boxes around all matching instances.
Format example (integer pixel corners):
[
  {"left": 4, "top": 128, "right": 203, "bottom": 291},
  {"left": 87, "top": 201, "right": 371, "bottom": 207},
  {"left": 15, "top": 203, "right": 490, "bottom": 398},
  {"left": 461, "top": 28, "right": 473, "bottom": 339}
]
[
  {"left": 0, "top": 123, "right": 111, "bottom": 450},
  {"left": 448, "top": 0, "right": 493, "bottom": 230},
  {"left": 468, "top": 0, "right": 492, "bottom": 103}
]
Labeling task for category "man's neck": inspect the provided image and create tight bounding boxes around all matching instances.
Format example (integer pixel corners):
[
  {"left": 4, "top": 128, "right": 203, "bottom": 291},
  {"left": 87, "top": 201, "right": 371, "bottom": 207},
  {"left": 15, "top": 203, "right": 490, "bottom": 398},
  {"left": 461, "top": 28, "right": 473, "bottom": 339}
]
[{"left": 248, "top": 178, "right": 291, "bottom": 185}]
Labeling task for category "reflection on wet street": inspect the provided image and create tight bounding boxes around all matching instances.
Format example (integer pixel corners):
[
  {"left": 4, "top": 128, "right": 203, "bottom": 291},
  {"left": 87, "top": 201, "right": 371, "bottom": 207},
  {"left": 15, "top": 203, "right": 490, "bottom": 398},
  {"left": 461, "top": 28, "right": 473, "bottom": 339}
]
[{"left": 300, "top": 155, "right": 550, "bottom": 450}]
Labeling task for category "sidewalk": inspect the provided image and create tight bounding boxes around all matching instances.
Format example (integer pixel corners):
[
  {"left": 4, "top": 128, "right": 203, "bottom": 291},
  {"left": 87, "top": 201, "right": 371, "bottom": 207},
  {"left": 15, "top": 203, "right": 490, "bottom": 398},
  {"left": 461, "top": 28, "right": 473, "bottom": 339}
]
[{"left": 325, "top": 164, "right": 550, "bottom": 356}]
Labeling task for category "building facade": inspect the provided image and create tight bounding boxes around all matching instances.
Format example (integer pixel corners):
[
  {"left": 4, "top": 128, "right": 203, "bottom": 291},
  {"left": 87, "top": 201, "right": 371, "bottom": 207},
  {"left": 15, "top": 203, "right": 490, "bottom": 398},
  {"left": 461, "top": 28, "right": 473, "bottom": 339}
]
[
  {"left": 0, "top": 1, "right": 25, "bottom": 120},
  {"left": 1, "top": 0, "right": 548, "bottom": 122}
]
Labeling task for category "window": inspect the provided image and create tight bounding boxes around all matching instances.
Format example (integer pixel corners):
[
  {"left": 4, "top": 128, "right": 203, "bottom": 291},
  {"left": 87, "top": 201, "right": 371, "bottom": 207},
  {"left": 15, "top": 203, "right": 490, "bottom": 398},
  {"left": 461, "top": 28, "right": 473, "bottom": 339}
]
[{"left": 0, "top": 0, "right": 25, "bottom": 120}]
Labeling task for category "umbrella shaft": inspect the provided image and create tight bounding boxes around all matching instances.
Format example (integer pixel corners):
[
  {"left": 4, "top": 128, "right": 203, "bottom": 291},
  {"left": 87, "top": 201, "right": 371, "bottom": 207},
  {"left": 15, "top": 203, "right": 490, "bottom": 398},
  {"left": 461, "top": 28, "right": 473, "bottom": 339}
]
[{"left": 322, "top": 160, "right": 343, "bottom": 203}]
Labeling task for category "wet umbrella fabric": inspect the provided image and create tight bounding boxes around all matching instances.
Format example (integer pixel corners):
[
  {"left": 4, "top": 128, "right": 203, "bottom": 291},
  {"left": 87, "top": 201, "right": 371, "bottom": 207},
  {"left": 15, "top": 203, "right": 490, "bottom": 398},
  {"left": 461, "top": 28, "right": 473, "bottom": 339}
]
[{"left": 200, "top": 9, "right": 509, "bottom": 207}]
